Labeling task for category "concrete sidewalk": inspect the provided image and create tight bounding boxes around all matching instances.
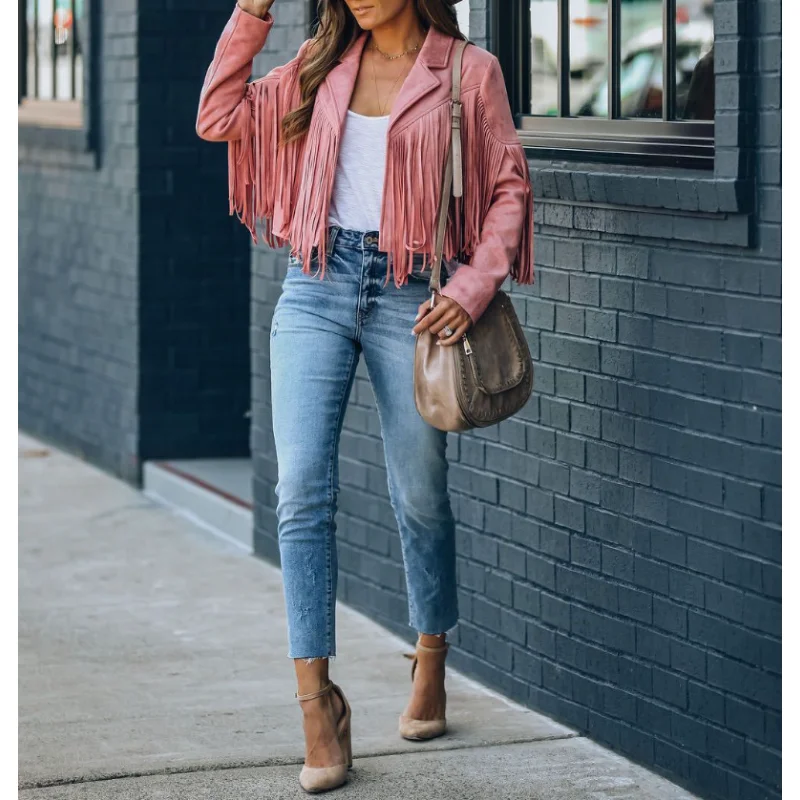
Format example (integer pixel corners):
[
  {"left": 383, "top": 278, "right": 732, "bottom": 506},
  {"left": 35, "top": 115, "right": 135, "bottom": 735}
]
[{"left": 19, "top": 433, "right": 699, "bottom": 800}]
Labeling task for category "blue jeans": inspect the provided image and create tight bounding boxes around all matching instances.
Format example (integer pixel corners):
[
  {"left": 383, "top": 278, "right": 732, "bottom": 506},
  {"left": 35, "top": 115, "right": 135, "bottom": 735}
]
[{"left": 269, "top": 226, "right": 459, "bottom": 659}]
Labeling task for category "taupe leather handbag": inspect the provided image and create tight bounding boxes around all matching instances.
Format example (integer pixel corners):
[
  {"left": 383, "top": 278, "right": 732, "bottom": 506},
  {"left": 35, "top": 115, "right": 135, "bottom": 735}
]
[{"left": 413, "top": 40, "right": 534, "bottom": 432}]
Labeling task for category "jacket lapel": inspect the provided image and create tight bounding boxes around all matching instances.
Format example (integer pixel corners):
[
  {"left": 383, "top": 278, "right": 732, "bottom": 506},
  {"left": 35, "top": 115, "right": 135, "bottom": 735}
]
[
  {"left": 388, "top": 25, "right": 454, "bottom": 133},
  {"left": 318, "top": 25, "right": 456, "bottom": 135},
  {"left": 319, "top": 32, "right": 369, "bottom": 130}
]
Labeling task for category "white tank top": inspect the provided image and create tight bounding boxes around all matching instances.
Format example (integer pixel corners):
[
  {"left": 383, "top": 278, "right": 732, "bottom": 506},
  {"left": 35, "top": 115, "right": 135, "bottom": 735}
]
[{"left": 328, "top": 110, "right": 390, "bottom": 233}]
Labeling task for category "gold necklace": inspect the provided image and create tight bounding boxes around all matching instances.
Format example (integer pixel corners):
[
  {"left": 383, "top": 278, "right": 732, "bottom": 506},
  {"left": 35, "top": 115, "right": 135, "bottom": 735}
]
[
  {"left": 371, "top": 47, "right": 413, "bottom": 116},
  {"left": 371, "top": 39, "right": 421, "bottom": 61}
]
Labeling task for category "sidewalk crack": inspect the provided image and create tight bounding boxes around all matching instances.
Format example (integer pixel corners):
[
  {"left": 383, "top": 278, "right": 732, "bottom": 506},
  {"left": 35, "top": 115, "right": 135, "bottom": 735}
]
[{"left": 19, "top": 733, "right": 583, "bottom": 791}]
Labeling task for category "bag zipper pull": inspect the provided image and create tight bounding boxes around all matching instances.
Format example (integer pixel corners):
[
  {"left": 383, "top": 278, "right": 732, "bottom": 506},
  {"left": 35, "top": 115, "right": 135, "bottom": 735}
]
[{"left": 462, "top": 335, "right": 473, "bottom": 356}]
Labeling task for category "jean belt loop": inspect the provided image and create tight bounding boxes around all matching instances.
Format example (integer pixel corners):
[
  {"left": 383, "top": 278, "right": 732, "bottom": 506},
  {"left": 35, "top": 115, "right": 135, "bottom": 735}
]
[{"left": 327, "top": 225, "right": 340, "bottom": 255}]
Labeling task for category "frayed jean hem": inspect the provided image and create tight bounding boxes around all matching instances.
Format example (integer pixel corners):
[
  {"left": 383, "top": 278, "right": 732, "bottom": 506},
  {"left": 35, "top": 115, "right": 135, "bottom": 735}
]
[
  {"left": 288, "top": 654, "right": 337, "bottom": 664},
  {"left": 410, "top": 619, "right": 459, "bottom": 638}
]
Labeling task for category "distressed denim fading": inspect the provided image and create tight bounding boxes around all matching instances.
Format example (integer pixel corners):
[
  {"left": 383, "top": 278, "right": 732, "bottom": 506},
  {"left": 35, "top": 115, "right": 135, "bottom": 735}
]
[{"left": 269, "top": 226, "right": 459, "bottom": 660}]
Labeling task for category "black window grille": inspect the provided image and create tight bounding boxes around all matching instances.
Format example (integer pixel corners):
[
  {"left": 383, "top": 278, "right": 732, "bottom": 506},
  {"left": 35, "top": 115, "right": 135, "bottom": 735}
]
[
  {"left": 495, "top": 0, "right": 716, "bottom": 169},
  {"left": 21, "top": 0, "right": 84, "bottom": 102}
]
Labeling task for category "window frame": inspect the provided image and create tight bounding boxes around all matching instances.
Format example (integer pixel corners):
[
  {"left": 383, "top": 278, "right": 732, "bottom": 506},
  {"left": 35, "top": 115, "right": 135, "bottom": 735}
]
[
  {"left": 488, "top": 0, "right": 751, "bottom": 219},
  {"left": 19, "top": 0, "right": 100, "bottom": 163},
  {"left": 494, "top": 0, "right": 715, "bottom": 169}
]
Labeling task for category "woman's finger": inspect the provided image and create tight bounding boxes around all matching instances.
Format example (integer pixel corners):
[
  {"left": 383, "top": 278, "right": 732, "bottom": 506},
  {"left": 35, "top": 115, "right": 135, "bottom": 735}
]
[
  {"left": 438, "top": 319, "right": 471, "bottom": 346},
  {"left": 412, "top": 297, "right": 450, "bottom": 335},
  {"left": 413, "top": 299, "right": 431, "bottom": 325},
  {"left": 429, "top": 308, "right": 463, "bottom": 337}
]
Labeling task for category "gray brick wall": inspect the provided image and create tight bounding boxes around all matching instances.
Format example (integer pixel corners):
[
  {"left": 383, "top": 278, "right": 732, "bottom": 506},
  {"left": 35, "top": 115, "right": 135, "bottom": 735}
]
[
  {"left": 20, "top": 0, "right": 252, "bottom": 476},
  {"left": 250, "top": 3, "right": 781, "bottom": 800},
  {"left": 19, "top": 0, "right": 140, "bottom": 480}
]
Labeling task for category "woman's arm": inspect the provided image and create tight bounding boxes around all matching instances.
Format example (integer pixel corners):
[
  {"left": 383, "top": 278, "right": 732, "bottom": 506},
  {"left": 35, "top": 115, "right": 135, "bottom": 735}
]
[
  {"left": 439, "top": 57, "right": 535, "bottom": 325},
  {"left": 197, "top": 2, "right": 311, "bottom": 243},
  {"left": 196, "top": 2, "right": 278, "bottom": 141}
]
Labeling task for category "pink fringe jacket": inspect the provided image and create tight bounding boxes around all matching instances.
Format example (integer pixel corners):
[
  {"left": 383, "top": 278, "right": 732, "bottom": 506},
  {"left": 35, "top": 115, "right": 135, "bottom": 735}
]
[{"left": 196, "top": 5, "right": 534, "bottom": 324}]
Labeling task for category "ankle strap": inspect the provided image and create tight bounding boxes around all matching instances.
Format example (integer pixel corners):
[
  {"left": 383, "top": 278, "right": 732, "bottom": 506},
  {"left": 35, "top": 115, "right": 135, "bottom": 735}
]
[
  {"left": 417, "top": 641, "right": 449, "bottom": 653},
  {"left": 296, "top": 680, "right": 333, "bottom": 702}
]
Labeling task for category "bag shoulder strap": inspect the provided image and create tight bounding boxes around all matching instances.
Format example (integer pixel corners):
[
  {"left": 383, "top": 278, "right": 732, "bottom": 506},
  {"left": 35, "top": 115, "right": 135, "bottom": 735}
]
[{"left": 429, "top": 38, "right": 469, "bottom": 296}]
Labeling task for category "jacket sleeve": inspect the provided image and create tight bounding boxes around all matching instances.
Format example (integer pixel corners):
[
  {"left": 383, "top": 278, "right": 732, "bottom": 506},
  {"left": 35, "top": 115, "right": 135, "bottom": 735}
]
[
  {"left": 440, "top": 56, "right": 535, "bottom": 325},
  {"left": 196, "top": 4, "right": 309, "bottom": 244},
  {"left": 196, "top": 5, "right": 276, "bottom": 141}
]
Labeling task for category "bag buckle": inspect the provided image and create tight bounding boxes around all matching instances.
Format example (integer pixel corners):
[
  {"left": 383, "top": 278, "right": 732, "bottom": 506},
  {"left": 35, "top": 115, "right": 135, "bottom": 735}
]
[{"left": 452, "top": 100, "right": 462, "bottom": 129}]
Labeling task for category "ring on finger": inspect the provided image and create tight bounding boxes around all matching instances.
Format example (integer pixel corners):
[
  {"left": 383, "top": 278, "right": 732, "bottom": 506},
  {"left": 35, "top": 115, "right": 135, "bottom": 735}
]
[{"left": 443, "top": 325, "right": 454, "bottom": 336}]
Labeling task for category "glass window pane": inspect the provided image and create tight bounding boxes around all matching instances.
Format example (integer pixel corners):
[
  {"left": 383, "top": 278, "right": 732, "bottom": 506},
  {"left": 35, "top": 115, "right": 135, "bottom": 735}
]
[
  {"left": 26, "top": 0, "right": 37, "bottom": 98},
  {"left": 36, "top": 0, "right": 54, "bottom": 99},
  {"left": 530, "top": 0, "right": 559, "bottom": 115},
  {"left": 676, "top": 0, "right": 714, "bottom": 120},
  {"left": 74, "top": 5, "right": 84, "bottom": 100},
  {"left": 570, "top": 0, "right": 608, "bottom": 116},
  {"left": 455, "top": 1, "right": 469, "bottom": 38},
  {"left": 621, "top": 0, "right": 664, "bottom": 118},
  {"left": 529, "top": 0, "right": 611, "bottom": 118},
  {"left": 74, "top": 46, "right": 83, "bottom": 100},
  {"left": 569, "top": 1, "right": 715, "bottom": 120},
  {"left": 54, "top": 0, "right": 72, "bottom": 100},
  {"left": 582, "top": 1, "right": 665, "bottom": 119}
]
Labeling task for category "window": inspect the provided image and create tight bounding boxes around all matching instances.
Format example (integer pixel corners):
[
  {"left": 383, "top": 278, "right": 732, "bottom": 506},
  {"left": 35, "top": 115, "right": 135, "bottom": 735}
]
[
  {"left": 455, "top": 2, "right": 470, "bottom": 38},
  {"left": 496, "top": 0, "right": 715, "bottom": 168},
  {"left": 19, "top": 0, "right": 85, "bottom": 127}
]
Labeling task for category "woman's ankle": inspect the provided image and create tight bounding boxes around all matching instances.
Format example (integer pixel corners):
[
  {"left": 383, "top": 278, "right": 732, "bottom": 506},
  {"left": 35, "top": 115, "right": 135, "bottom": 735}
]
[
  {"left": 418, "top": 632, "right": 446, "bottom": 648},
  {"left": 294, "top": 656, "right": 331, "bottom": 697}
]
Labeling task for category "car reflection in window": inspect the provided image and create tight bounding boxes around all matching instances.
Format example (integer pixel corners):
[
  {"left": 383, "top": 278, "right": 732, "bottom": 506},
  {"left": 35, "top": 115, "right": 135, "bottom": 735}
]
[
  {"left": 683, "top": 44, "right": 714, "bottom": 120},
  {"left": 575, "top": 21, "right": 714, "bottom": 119}
]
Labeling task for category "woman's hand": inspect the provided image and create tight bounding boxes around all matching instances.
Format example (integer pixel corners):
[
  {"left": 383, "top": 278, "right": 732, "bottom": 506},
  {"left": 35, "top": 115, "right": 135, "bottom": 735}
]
[
  {"left": 412, "top": 293, "right": 472, "bottom": 346},
  {"left": 237, "top": 0, "right": 275, "bottom": 19}
]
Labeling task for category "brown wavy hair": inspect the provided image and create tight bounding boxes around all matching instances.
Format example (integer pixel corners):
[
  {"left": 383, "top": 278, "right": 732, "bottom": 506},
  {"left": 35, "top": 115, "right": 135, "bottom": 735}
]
[{"left": 281, "top": 0, "right": 464, "bottom": 144}]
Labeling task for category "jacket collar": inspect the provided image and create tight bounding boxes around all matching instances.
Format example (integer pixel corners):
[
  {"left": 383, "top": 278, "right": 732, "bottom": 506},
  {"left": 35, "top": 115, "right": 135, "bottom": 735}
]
[{"left": 320, "top": 25, "right": 456, "bottom": 133}]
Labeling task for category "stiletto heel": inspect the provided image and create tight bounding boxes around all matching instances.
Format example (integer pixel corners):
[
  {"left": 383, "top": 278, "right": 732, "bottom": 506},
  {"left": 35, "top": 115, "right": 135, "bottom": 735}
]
[
  {"left": 343, "top": 722, "right": 353, "bottom": 769},
  {"left": 398, "top": 640, "right": 449, "bottom": 741},
  {"left": 337, "top": 685, "right": 353, "bottom": 769},
  {"left": 296, "top": 681, "right": 352, "bottom": 793}
]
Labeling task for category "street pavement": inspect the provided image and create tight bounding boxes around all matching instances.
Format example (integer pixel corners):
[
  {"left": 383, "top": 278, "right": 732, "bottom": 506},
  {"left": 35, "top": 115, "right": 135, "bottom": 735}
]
[{"left": 18, "top": 432, "right": 699, "bottom": 799}]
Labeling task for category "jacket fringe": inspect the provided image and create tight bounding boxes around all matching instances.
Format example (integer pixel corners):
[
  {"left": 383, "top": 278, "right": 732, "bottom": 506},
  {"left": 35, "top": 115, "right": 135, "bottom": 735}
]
[
  {"left": 228, "top": 86, "right": 534, "bottom": 288},
  {"left": 380, "top": 104, "right": 452, "bottom": 287},
  {"left": 506, "top": 143, "right": 535, "bottom": 285},
  {"left": 462, "top": 92, "right": 535, "bottom": 286},
  {"left": 286, "top": 107, "right": 339, "bottom": 279},
  {"left": 228, "top": 74, "right": 303, "bottom": 252}
]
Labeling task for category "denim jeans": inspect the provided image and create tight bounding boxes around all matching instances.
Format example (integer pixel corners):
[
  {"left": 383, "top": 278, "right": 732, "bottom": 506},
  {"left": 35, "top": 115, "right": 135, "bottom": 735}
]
[{"left": 269, "top": 226, "right": 459, "bottom": 659}]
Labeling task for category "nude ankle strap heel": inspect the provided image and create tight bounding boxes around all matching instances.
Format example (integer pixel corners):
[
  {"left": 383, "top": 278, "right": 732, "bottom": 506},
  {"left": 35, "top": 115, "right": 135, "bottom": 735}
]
[
  {"left": 398, "top": 641, "right": 449, "bottom": 741},
  {"left": 297, "top": 681, "right": 352, "bottom": 794}
]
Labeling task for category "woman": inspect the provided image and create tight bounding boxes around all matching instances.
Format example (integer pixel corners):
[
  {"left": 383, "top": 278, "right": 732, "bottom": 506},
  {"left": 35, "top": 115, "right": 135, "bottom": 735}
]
[{"left": 197, "top": 0, "right": 533, "bottom": 793}]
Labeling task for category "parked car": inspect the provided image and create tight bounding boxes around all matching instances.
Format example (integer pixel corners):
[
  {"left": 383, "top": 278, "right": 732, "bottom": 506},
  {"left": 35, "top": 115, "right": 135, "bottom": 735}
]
[{"left": 574, "top": 20, "right": 714, "bottom": 118}]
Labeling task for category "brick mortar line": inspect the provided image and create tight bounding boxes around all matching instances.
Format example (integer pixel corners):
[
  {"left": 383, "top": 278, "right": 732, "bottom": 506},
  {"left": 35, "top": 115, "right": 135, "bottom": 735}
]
[
  {"left": 18, "top": 733, "right": 583, "bottom": 790},
  {"left": 455, "top": 595, "right": 783, "bottom": 667}
]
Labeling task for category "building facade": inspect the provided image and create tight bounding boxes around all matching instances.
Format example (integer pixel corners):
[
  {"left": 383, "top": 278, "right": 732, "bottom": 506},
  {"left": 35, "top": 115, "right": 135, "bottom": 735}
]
[{"left": 19, "top": 2, "right": 781, "bottom": 799}]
